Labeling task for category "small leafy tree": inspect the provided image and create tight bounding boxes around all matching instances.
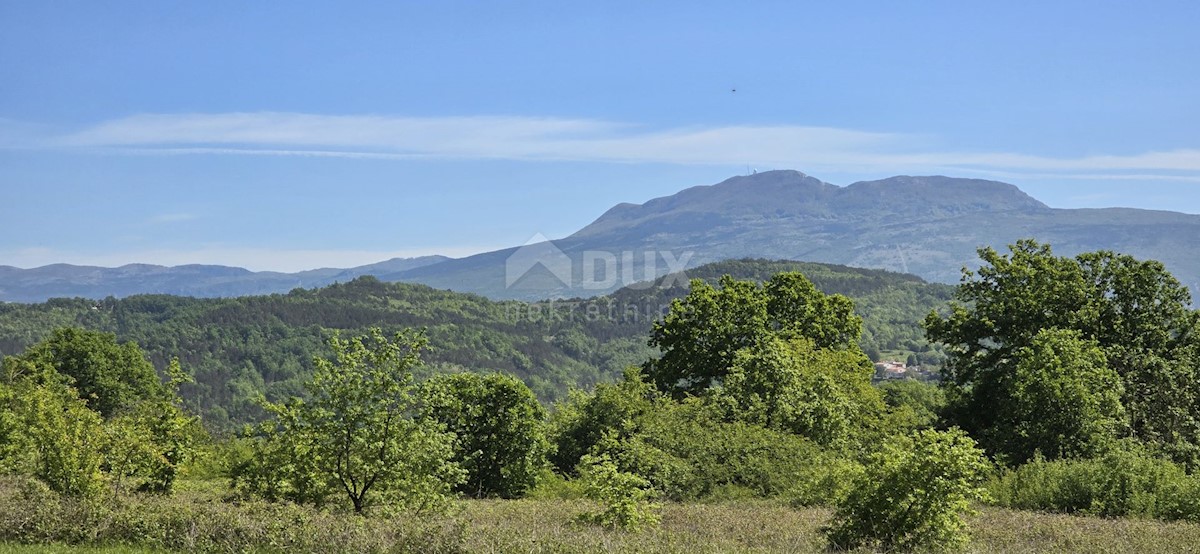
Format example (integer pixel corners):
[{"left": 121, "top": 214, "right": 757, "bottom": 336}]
[
  {"left": 242, "top": 328, "right": 462, "bottom": 513},
  {"left": 419, "top": 372, "right": 549, "bottom": 498},
  {"left": 104, "top": 359, "right": 201, "bottom": 493},
  {"left": 825, "top": 428, "right": 990, "bottom": 553},
  {"left": 547, "top": 367, "right": 664, "bottom": 475},
  {"left": 2, "top": 333, "right": 200, "bottom": 496},
  {"left": 575, "top": 450, "right": 661, "bottom": 531}
]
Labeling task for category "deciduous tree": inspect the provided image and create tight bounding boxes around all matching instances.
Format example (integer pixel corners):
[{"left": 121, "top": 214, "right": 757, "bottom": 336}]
[
  {"left": 243, "top": 328, "right": 463, "bottom": 513},
  {"left": 926, "top": 240, "right": 1200, "bottom": 464},
  {"left": 420, "top": 372, "right": 548, "bottom": 498},
  {"left": 646, "top": 272, "right": 862, "bottom": 397}
]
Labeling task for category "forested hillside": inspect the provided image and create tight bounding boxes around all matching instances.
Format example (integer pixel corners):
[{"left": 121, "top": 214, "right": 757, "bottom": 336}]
[{"left": 0, "top": 259, "right": 951, "bottom": 430}]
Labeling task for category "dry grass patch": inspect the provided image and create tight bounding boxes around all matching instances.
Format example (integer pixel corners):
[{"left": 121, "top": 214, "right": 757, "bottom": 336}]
[
  {"left": 968, "top": 507, "right": 1200, "bottom": 554},
  {"left": 459, "top": 499, "right": 827, "bottom": 553},
  {"left": 3, "top": 478, "right": 1200, "bottom": 553}
]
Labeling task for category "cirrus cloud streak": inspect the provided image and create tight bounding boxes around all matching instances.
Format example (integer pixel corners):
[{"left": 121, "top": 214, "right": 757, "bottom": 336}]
[{"left": 20, "top": 112, "right": 1200, "bottom": 180}]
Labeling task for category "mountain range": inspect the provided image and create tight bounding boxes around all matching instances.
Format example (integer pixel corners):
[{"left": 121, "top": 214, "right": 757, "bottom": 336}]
[{"left": 3, "top": 170, "right": 1198, "bottom": 303}]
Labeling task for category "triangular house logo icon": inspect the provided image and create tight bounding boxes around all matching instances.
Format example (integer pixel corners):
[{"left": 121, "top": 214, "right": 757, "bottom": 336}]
[{"left": 505, "top": 233, "right": 573, "bottom": 288}]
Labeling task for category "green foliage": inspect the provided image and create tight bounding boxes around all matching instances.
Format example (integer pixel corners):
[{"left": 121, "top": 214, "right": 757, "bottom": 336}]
[
  {"left": 825, "top": 428, "right": 991, "bottom": 553},
  {"left": 646, "top": 272, "right": 863, "bottom": 397},
  {"left": 0, "top": 380, "right": 107, "bottom": 498},
  {"left": 645, "top": 275, "right": 767, "bottom": 396},
  {"left": 877, "top": 379, "right": 946, "bottom": 430},
  {"left": 234, "top": 328, "right": 463, "bottom": 513},
  {"left": 550, "top": 372, "right": 858, "bottom": 504},
  {"left": 0, "top": 332, "right": 200, "bottom": 497},
  {"left": 547, "top": 367, "right": 664, "bottom": 475},
  {"left": 989, "top": 444, "right": 1200, "bottom": 522},
  {"left": 524, "top": 469, "right": 587, "bottom": 500},
  {"left": 718, "top": 336, "right": 884, "bottom": 448},
  {"left": 419, "top": 372, "right": 549, "bottom": 498},
  {"left": 104, "top": 359, "right": 202, "bottom": 494},
  {"left": 0, "top": 260, "right": 951, "bottom": 432},
  {"left": 926, "top": 240, "right": 1200, "bottom": 465},
  {"left": 764, "top": 272, "right": 862, "bottom": 347},
  {"left": 1002, "top": 329, "right": 1127, "bottom": 463},
  {"left": 575, "top": 453, "right": 661, "bottom": 531},
  {"left": 3, "top": 328, "right": 165, "bottom": 418},
  {"left": 623, "top": 258, "right": 953, "bottom": 365},
  {"left": 785, "top": 454, "right": 866, "bottom": 508}
]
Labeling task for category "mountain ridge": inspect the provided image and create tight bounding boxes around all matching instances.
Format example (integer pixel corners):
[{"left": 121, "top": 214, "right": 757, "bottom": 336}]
[
  {"left": 0, "top": 256, "right": 449, "bottom": 303},
  {"left": 2, "top": 170, "right": 1197, "bottom": 303},
  {"left": 380, "top": 170, "right": 1199, "bottom": 299}
]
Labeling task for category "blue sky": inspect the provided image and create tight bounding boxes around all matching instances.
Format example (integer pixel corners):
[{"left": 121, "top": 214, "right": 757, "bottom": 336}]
[{"left": 2, "top": 1, "right": 1198, "bottom": 271}]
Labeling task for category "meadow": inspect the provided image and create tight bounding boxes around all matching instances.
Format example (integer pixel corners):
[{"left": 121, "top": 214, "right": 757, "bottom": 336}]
[{"left": 2, "top": 477, "right": 1199, "bottom": 554}]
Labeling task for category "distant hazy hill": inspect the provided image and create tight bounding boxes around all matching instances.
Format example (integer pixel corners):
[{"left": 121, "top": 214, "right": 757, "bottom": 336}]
[
  {"left": 388, "top": 170, "right": 1200, "bottom": 300},
  {"left": 0, "top": 256, "right": 449, "bottom": 303},
  {"left": 0, "top": 259, "right": 949, "bottom": 429}
]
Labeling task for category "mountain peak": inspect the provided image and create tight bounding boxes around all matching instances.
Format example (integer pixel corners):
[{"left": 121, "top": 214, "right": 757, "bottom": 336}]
[{"left": 572, "top": 170, "right": 840, "bottom": 237}]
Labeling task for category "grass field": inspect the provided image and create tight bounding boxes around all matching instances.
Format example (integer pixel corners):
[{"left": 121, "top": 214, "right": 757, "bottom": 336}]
[{"left": 4, "top": 477, "right": 1200, "bottom": 554}]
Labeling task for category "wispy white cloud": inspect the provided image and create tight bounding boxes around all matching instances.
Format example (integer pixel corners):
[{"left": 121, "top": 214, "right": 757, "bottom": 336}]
[{"left": 9, "top": 112, "right": 1200, "bottom": 181}]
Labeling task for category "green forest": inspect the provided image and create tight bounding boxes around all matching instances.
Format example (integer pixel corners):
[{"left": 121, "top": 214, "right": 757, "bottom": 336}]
[
  {"left": 0, "top": 259, "right": 951, "bottom": 431},
  {"left": 2, "top": 242, "right": 1200, "bottom": 553}
]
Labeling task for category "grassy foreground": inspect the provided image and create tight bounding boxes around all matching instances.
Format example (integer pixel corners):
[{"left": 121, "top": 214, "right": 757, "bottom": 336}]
[{"left": 2, "top": 479, "right": 1199, "bottom": 553}]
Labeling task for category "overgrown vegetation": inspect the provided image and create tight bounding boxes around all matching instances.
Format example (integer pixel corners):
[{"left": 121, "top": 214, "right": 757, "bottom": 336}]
[
  {"left": 1, "top": 245, "right": 1199, "bottom": 552},
  {"left": 2, "top": 478, "right": 1199, "bottom": 554},
  {"left": 419, "top": 372, "right": 549, "bottom": 499},
  {"left": 0, "top": 330, "right": 200, "bottom": 497},
  {"left": 824, "top": 428, "right": 990, "bottom": 552}
]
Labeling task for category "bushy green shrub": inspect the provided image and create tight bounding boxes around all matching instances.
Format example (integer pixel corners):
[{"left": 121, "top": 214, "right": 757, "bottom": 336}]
[
  {"left": 0, "top": 381, "right": 107, "bottom": 498},
  {"left": 718, "top": 336, "right": 886, "bottom": 450},
  {"left": 824, "top": 428, "right": 990, "bottom": 553},
  {"left": 785, "top": 455, "right": 865, "bottom": 508},
  {"left": 989, "top": 445, "right": 1200, "bottom": 522},
  {"left": 877, "top": 378, "right": 946, "bottom": 430},
  {"left": 547, "top": 367, "right": 664, "bottom": 475},
  {"left": 1, "top": 334, "right": 201, "bottom": 497},
  {"left": 585, "top": 395, "right": 849, "bottom": 503},
  {"left": 574, "top": 453, "right": 661, "bottom": 531},
  {"left": 550, "top": 371, "right": 862, "bottom": 505},
  {"left": 419, "top": 372, "right": 549, "bottom": 498}
]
